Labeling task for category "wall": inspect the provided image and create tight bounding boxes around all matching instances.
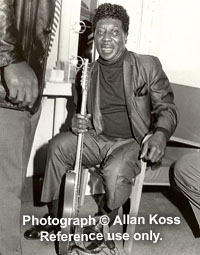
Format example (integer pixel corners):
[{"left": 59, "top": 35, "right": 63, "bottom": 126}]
[
  {"left": 140, "top": 0, "right": 200, "bottom": 88},
  {"left": 99, "top": 0, "right": 200, "bottom": 87},
  {"left": 172, "top": 83, "right": 200, "bottom": 143}
]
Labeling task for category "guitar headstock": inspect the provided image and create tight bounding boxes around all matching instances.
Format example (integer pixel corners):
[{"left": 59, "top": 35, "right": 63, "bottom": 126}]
[{"left": 81, "top": 59, "right": 89, "bottom": 92}]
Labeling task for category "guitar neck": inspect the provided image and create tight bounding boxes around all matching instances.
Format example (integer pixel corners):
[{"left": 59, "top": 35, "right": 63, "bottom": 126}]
[
  {"left": 72, "top": 59, "right": 89, "bottom": 216},
  {"left": 74, "top": 61, "right": 89, "bottom": 173}
]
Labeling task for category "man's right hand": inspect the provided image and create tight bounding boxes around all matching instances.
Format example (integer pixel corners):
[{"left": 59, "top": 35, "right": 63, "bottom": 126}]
[
  {"left": 3, "top": 61, "right": 38, "bottom": 108},
  {"left": 71, "top": 113, "right": 91, "bottom": 135}
]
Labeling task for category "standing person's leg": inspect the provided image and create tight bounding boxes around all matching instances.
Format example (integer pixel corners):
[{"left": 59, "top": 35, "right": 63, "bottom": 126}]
[
  {"left": 174, "top": 152, "right": 200, "bottom": 228},
  {"left": 0, "top": 108, "right": 40, "bottom": 255}
]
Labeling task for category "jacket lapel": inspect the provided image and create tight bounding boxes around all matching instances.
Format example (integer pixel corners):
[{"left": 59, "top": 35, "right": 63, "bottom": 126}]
[
  {"left": 123, "top": 52, "right": 135, "bottom": 112},
  {"left": 123, "top": 52, "right": 149, "bottom": 143},
  {"left": 88, "top": 62, "right": 103, "bottom": 134}
]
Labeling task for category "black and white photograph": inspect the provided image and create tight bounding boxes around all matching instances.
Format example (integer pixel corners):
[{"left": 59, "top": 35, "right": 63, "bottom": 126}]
[{"left": 0, "top": 0, "right": 200, "bottom": 254}]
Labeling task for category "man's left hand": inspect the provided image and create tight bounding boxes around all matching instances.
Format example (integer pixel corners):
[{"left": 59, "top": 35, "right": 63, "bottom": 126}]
[{"left": 140, "top": 131, "right": 167, "bottom": 163}]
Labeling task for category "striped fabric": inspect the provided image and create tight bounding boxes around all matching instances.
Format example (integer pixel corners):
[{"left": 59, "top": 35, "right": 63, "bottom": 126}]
[{"left": 48, "top": 0, "right": 62, "bottom": 55}]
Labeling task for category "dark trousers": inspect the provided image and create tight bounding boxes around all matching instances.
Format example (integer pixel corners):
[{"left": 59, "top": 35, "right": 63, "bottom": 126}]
[
  {"left": 41, "top": 130, "right": 141, "bottom": 211},
  {"left": 0, "top": 108, "right": 40, "bottom": 255}
]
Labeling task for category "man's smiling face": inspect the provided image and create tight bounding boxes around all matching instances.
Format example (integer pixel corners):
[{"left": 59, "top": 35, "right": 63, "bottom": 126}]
[{"left": 94, "top": 18, "right": 128, "bottom": 63}]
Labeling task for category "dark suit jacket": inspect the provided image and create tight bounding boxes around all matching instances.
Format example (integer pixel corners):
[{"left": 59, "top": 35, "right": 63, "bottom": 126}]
[{"left": 76, "top": 51, "right": 178, "bottom": 144}]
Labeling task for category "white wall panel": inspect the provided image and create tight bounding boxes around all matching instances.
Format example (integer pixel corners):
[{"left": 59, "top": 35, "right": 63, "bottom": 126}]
[
  {"left": 98, "top": 0, "right": 200, "bottom": 87},
  {"left": 143, "top": 0, "right": 200, "bottom": 87}
]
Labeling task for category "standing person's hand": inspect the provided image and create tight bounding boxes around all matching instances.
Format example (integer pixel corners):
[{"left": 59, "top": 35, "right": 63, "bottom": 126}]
[{"left": 3, "top": 61, "right": 38, "bottom": 108}]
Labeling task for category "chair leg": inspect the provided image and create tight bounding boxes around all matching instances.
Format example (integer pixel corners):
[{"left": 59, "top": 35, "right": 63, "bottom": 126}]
[{"left": 124, "top": 160, "right": 147, "bottom": 253}]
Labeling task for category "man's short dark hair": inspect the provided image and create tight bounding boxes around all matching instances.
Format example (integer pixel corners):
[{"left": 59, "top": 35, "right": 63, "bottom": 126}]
[{"left": 92, "top": 3, "right": 129, "bottom": 34}]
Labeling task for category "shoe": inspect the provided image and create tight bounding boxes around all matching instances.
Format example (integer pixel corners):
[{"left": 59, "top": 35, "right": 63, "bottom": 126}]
[
  {"left": 24, "top": 214, "right": 55, "bottom": 240},
  {"left": 82, "top": 222, "right": 115, "bottom": 252}
]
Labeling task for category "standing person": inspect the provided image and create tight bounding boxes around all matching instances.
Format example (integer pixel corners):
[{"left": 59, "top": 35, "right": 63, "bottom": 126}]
[
  {"left": 25, "top": 2, "right": 178, "bottom": 252},
  {"left": 174, "top": 152, "right": 200, "bottom": 232},
  {"left": 0, "top": 0, "right": 56, "bottom": 254}
]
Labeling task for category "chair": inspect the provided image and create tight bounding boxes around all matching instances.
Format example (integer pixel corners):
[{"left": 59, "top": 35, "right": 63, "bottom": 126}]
[{"left": 123, "top": 135, "right": 200, "bottom": 253}]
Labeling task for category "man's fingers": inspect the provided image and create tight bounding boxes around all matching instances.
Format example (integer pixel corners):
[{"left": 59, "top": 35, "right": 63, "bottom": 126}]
[
  {"left": 76, "top": 114, "right": 86, "bottom": 119},
  {"left": 72, "top": 127, "right": 87, "bottom": 135},
  {"left": 8, "top": 86, "right": 18, "bottom": 100},
  {"left": 7, "top": 81, "right": 38, "bottom": 107},
  {"left": 17, "top": 89, "right": 26, "bottom": 103},
  {"left": 71, "top": 113, "right": 90, "bottom": 134},
  {"left": 141, "top": 143, "right": 163, "bottom": 163},
  {"left": 86, "top": 113, "right": 91, "bottom": 119},
  {"left": 25, "top": 86, "right": 36, "bottom": 108},
  {"left": 147, "top": 146, "right": 159, "bottom": 162},
  {"left": 155, "top": 150, "right": 164, "bottom": 163},
  {"left": 146, "top": 145, "right": 164, "bottom": 163}
]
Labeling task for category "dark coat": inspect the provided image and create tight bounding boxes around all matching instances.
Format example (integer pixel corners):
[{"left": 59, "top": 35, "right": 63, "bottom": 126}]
[
  {"left": 86, "top": 51, "right": 178, "bottom": 144},
  {"left": 0, "top": 0, "right": 55, "bottom": 113}
]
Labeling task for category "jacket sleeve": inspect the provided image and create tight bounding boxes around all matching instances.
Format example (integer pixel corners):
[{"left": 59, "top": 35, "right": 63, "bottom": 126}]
[
  {"left": 149, "top": 56, "right": 179, "bottom": 140},
  {"left": 0, "top": 0, "right": 25, "bottom": 68}
]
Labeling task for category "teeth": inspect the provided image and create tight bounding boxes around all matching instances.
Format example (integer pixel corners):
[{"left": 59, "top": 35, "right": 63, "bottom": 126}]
[{"left": 102, "top": 48, "right": 112, "bottom": 51}]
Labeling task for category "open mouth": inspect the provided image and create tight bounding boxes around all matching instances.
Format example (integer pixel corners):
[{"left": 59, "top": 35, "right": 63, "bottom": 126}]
[{"left": 101, "top": 47, "right": 113, "bottom": 54}]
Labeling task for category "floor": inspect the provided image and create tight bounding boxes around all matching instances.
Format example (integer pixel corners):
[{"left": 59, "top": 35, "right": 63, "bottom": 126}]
[{"left": 21, "top": 182, "right": 200, "bottom": 255}]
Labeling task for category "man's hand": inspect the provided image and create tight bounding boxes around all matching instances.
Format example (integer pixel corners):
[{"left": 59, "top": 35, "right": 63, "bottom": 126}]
[
  {"left": 3, "top": 61, "right": 38, "bottom": 108},
  {"left": 71, "top": 113, "right": 91, "bottom": 135},
  {"left": 140, "top": 131, "right": 167, "bottom": 163}
]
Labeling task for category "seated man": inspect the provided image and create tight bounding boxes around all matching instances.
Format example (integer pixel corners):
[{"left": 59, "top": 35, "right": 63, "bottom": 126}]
[
  {"left": 174, "top": 152, "right": 200, "bottom": 231},
  {"left": 25, "top": 2, "right": 178, "bottom": 251}
]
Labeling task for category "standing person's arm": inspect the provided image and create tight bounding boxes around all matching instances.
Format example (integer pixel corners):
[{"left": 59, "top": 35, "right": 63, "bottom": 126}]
[{"left": 0, "top": 0, "right": 38, "bottom": 108}]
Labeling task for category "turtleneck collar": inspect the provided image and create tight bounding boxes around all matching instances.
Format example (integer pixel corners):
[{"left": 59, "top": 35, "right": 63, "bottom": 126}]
[{"left": 97, "top": 48, "right": 127, "bottom": 66}]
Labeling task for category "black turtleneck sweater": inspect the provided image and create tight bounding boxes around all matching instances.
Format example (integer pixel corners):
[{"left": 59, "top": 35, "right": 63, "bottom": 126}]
[{"left": 97, "top": 50, "right": 133, "bottom": 139}]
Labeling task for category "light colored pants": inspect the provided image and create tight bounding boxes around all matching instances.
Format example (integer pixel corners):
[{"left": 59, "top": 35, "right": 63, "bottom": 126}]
[
  {"left": 0, "top": 107, "right": 40, "bottom": 255},
  {"left": 174, "top": 152, "right": 200, "bottom": 228}
]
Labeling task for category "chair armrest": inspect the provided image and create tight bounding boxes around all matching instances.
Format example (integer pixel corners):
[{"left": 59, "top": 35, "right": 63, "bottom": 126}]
[{"left": 170, "top": 136, "right": 200, "bottom": 148}]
